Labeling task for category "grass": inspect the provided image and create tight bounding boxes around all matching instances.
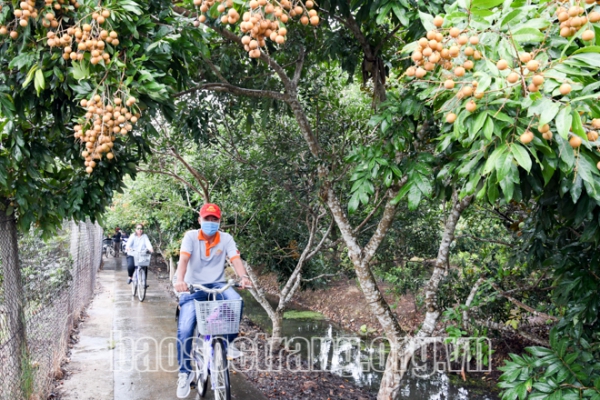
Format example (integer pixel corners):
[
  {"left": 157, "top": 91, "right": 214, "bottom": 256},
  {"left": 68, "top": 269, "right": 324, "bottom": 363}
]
[{"left": 283, "top": 310, "right": 326, "bottom": 320}]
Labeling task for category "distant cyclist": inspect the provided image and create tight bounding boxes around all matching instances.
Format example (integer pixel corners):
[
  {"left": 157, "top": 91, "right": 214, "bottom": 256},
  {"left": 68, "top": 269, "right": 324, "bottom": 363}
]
[
  {"left": 173, "top": 203, "right": 251, "bottom": 398},
  {"left": 125, "top": 224, "right": 154, "bottom": 284},
  {"left": 112, "top": 227, "right": 121, "bottom": 257}
]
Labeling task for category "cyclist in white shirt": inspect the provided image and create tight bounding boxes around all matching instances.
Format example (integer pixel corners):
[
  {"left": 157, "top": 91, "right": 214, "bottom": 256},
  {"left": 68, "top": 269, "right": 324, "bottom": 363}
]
[
  {"left": 125, "top": 224, "right": 154, "bottom": 284},
  {"left": 173, "top": 203, "right": 251, "bottom": 398}
]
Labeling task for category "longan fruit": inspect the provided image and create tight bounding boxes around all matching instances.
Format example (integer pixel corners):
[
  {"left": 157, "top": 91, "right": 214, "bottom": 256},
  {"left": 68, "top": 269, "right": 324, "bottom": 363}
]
[
  {"left": 446, "top": 113, "right": 457, "bottom": 123},
  {"left": 542, "top": 131, "right": 553, "bottom": 140},
  {"left": 466, "top": 100, "right": 477, "bottom": 112},
  {"left": 532, "top": 75, "right": 544, "bottom": 86},
  {"left": 433, "top": 16, "right": 444, "bottom": 27},
  {"left": 507, "top": 72, "right": 520, "bottom": 83},
  {"left": 582, "top": 30, "right": 595, "bottom": 41},
  {"left": 526, "top": 60, "right": 539, "bottom": 71},
  {"left": 444, "top": 79, "right": 455, "bottom": 89},
  {"left": 497, "top": 59, "right": 508, "bottom": 70},
  {"left": 569, "top": 135, "right": 582, "bottom": 148},
  {"left": 520, "top": 130, "right": 534, "bottom": 144},
  {"left": 559, "top": 83, "right": 572, "bottom": 95},
  {"left": 519, "top": 52, "right": 531, "bottom": 63},
  {"left": 449, "top": 27, "right": 460, "bottom": 38},
  {"left": 454, "top": 66, "right": 466, "bottom": 77},
  {"left": 539, "top": 124, "right": 550, "bottom": 133}
]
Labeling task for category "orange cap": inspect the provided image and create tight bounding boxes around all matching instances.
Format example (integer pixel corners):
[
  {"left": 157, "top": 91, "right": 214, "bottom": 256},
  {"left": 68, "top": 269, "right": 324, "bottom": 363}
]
[{"left": 199, "top": 203, "right": 221, "bottom": 219}]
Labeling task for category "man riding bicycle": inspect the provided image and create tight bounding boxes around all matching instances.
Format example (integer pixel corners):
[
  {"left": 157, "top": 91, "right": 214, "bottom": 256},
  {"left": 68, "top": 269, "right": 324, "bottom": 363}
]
[{"left": 173, "top": 203, "right": 251, "bottom": 399}]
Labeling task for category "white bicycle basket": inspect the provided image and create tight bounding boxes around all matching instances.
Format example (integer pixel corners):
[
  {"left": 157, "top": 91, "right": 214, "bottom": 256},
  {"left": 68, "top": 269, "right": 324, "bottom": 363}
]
[
  {"left": 134, "top": 252, "right": 151, "bottom": 267},
  {"left": 194, "top": 299, "right": 242, "bottom": 335}
]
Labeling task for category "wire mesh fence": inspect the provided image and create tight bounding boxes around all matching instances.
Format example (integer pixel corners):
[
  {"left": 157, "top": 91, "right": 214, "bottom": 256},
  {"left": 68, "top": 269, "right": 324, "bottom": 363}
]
[{"left": 0, "top": 220, "right": 103, "bottom": 400}]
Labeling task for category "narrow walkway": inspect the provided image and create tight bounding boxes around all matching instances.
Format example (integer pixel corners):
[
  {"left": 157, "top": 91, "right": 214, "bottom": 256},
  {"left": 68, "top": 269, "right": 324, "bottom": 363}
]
[{"left": 60, "top": 255, "right": 267, "bottom": 400}]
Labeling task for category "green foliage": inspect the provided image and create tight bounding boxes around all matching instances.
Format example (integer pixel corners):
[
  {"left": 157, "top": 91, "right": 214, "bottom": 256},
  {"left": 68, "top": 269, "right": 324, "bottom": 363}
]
[
  {"left": 498, "top": 330, "right": 600, "bottom": 400},
  {"left": 0, "top": 0, "right": 183, "bottom": 233}
]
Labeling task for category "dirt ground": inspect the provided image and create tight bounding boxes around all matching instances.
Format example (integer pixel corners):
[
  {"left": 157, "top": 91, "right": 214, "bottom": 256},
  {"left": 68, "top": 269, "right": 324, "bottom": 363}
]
[{"left": 254, "top": 271, "right": 423, "bottom": 335}]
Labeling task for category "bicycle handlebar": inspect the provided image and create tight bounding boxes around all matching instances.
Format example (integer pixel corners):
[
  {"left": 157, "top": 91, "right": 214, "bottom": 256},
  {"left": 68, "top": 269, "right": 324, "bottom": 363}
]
[{"left": 188, "top": 279, "right": 240, "bottom": 294}]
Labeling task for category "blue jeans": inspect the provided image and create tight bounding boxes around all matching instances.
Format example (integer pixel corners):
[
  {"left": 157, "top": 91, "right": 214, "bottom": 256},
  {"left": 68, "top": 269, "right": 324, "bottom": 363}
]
[{"left": 177, "top": 282, "right": 243, "bottom": 374}]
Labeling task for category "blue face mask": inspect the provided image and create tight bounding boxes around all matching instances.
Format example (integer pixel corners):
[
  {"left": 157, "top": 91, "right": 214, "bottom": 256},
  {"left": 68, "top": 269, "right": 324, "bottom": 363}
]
[{"left": 201, "top": 221, "right": 220, "bottom": 236}]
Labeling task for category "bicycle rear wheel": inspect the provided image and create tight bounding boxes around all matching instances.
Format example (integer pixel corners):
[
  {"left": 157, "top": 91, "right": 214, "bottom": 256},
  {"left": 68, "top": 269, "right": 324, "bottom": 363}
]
[
  {"left": 131, "top": 270, "right": 137, "bottom": 296},
  {"left": 193, "top": 343, "right": 208, "bottom": 397},
  {"left": 137, "top": 268, "right": 146, "bottom": 302},
  {"left": 212, "top": 338, "right": 230, "bottom": 400}
]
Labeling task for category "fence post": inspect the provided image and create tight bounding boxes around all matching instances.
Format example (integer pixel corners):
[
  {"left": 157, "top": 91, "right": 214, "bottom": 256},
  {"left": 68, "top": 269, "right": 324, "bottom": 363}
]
[{"left": 0, "top": 203, "right": 26, "bottom": 400}]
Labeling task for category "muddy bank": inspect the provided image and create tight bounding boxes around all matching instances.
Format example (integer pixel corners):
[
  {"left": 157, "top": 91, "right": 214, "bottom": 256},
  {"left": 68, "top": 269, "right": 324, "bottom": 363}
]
[{"left": 252, "top": 271, "right": 422, "bottom": 335}]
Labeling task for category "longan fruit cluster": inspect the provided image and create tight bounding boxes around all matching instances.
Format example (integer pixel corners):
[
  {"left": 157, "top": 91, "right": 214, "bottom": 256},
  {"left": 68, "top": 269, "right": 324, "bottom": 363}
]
[
  {"left": 11, "top": 0, "right": 38, "bottom": 29},
  {"left": 406, "top": 17, "right": 483, "bottom": 80},
  {"left": 406, "top": 17, "right": 485, "bottom": 117},
  {"left": 0, "top": 0, "right": 80, "bottom": 39},
  {"left": 555, "top": 4, "right": 598, "bottom": 40},
  {"left": 75, "top": 94, "right": 139, "bottom": 174},
  {"left": 495, "top": 53, "right": 549, "bottom": 95},
  {"left": 47, "top": 13, "right": 117, "bottom": 65},
  {"left": 193, "top": 0, "right": 319, "bottom": 58}
]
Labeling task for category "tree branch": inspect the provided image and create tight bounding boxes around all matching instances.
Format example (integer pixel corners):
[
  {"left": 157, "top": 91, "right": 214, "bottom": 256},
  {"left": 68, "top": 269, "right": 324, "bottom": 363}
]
[
  {"left": 456, "top": 234, "right": 514, "bottom": 247},
  {"left": 173, "top": 82, "right": 288, "bottom": 101},
  {"left": 491, "top": 282, "right": 559, "bottom": 322},
  {"left": 168, "top": 147, "right": 210, "bottom": 202},
  {"left": 292, "top": 47, "right": 306, "bottom": 86},
  {"left": 136, "top": 168, "right": 205, "bottom": 199}
]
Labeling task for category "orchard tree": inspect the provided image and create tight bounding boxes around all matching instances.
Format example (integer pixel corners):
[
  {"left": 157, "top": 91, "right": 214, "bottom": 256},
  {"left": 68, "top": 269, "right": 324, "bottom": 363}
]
[
  {"left": 0, "top": 0, "right": 186, "bottom": 397},
  {"left": 393, "top": 0, "right": 600, "bottom": 397}
]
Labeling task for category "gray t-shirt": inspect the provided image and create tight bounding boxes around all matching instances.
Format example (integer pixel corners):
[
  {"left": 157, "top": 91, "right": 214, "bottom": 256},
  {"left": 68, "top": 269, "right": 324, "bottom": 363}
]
[{"left": 179, "top": 230, "right": 240, "bottom": 285}]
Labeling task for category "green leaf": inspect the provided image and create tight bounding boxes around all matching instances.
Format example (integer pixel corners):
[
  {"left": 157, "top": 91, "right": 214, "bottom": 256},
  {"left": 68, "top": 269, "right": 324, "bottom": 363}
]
[
  {"left": 70, "top": 62, "right": 90, "bottom": 81},
  {"left": 555, "top": 106, "right": 572, "bottom": 140},
  {"left": 570, "top": 110, "right": 587, "bottom": 140},
  {"left": 569, "top": 53, "right": 600, "bottom": 67},
  {"left": 407, "top": 185, "right": 422, "bottom": 210},
  {"left": 496, "top": 152, "right": 514, "bottom": 182},
  {"left": 483, "top": 116, "right": 494, "bottom": 140},
  {"left": 22, "top": 65, "right": 38, "bottom": 89},
  {"left": 472, "top": 0, "right": 504, "bottom": 9},
  {"left": 511, "top": 143, "right": 532, "bottom": 173},
  {"left": 539, "top": 102, "right": 561, "bottom": 127},
  {"left": 348, "top": 192, "right": 360, "bottom": 214},
  {"left": 34, "top": 69, "right": 45, "bottom": 96},
  {"left": 391, "top": 5, "right": 409, "bottom": 26},
  {"left": 512, "top": 27, "right": 545, "bottom": 44},
  {"left": 542, "top": 158, "right": 555, "bottom": 184},
  {"left": 418, "top": 11, "right": 435, "bottom": 32},
  {"left": 472, "top": 112, "right": 488, "bottom": 137},
  {"left": 484, "top": 145, "right": 506, "bottom": 175},
  {"left": 572, "top": 46, "right": 600, "bottom": 55}
]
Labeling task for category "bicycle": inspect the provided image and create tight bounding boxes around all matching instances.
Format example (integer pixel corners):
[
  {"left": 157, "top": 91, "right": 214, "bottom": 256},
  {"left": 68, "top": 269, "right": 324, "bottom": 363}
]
[
  {"left": 130, "top": 250, "right": 151, "bottom": 302},
  {"left": 103, "top": 238, "right": 115, "bottom": 258},
  {"left": 188, "top": 279, "right": 243, "bottom": 400}
]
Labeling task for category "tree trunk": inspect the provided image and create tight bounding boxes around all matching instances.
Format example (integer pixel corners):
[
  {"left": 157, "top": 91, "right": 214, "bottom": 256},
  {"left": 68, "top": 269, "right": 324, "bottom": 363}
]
[
  {"left": 0, "top": 199, "right": 26, "bottom": 400},
  {"left": 270, "top": 309, "right": 285, "bottom": 352},
  {"left": 380, "top": 193, "right": 474, "bottom": 399}
]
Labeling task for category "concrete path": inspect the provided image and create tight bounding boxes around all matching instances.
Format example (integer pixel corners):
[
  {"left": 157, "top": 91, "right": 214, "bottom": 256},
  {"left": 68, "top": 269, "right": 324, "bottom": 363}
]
[{"left": 60, "top": 255, "right": 266, "bottom": 400}]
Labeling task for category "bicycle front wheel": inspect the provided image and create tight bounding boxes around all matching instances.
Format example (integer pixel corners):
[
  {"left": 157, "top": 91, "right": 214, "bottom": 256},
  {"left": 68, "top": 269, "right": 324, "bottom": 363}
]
[
  {"left": 108, "top": 246, "right": 116, "bottom": 258},
  {"left": 193, "top": 344, "right": 208, "bottom": 397},
  {"left": 131, "top": 270, "right": 137, "bottom": 297},
  {"left": 212, "top": 338, "right": 230, "bottom": 400},
  {"left": 137, "top": 268, "right": 146, "bottom": 302}
]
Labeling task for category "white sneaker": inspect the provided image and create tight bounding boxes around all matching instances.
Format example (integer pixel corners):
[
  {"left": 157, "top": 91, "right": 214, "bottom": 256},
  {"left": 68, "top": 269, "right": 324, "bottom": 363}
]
[
  {"left": 227, "top": 344, "right": 243, "bottom": 359},
  {"left": 176, "top": 372, "right": 194, "bottom": 398}
]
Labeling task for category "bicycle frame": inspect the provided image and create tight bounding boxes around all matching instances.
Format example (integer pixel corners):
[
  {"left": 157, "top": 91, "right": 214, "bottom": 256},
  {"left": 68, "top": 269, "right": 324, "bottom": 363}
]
[{"left": 189, "top": 280, "right": 239, "bottom": 400}]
